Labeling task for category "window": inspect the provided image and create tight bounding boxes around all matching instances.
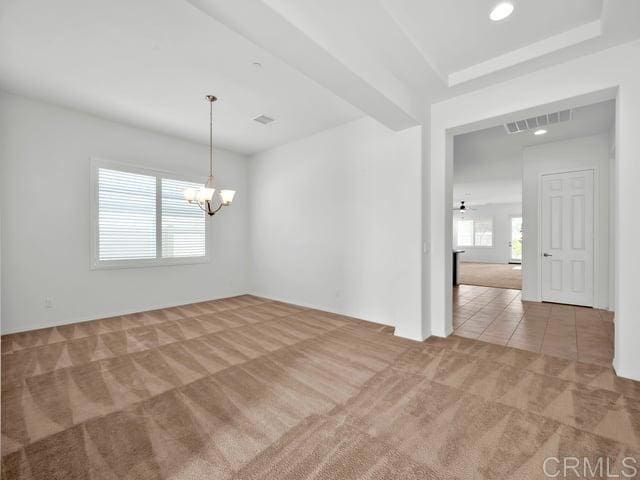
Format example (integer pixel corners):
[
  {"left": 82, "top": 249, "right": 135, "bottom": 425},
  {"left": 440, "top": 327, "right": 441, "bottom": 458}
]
[
  {"left": 92, "top": 159, "right": 208, "bottom": 268},
  {"left": 474, "top": 219, "right": 493, "bottom": 247},
  {"left": 456, "top": 218, "right": 493, "bottom": 247},
  {"left": 97, "top": 168, "right": 157, "bottom": 261},
  {"left": 457, "top": 220, "right": 474, "bottom": 247},
  {"left": 161, "top": 178, "right": 206, "bottom": 259}
]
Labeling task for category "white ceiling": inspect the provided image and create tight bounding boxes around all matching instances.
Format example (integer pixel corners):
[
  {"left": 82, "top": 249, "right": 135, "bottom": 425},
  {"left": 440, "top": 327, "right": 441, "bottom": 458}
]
[
  {"left": 0, "top": 0, "right": 637, "bottom": 154},
  {"left": 382, "top": 0, "right": 603, "bottom": 77},
  {"left": 453, "top": 100, "right": 615, "bottom": 206},
  {"left": 380, "top": 0, "right": 639, "bottom": 92},
  {"left": 0, "top": 0, "right": 362, "bottom": 154}
]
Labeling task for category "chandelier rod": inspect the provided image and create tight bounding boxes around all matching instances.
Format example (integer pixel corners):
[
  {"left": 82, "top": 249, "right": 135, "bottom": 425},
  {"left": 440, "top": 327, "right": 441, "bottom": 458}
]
[
  {"left": 182, "top": 94, "right": 234, "bottom": 217},
  {"left": 206, "top": 95, "right": 217, "bottom": 178}
]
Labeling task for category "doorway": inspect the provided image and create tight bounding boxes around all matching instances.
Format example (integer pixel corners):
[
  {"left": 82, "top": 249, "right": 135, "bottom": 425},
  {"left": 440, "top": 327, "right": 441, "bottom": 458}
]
[
  {"left": 444, "top": 96, "right": 614, "bottom": 367},
  {"left": 509, "top": 215, "right": 522, "bottom": 264},
  {"left": 451, "top": 124, "right": 523, "bottom": 291}
]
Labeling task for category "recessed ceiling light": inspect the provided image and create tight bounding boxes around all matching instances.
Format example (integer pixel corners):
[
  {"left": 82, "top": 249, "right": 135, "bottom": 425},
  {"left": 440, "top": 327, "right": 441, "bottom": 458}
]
[
  {"left": 534, "top": 129, "right": 547, "bottom": 136},
  {"left": 489, "top": 2, "right": 514, "bottom": 21}
]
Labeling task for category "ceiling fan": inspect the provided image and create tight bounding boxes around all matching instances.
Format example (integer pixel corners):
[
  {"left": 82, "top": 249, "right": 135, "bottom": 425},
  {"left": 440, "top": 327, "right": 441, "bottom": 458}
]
[{"left": 452, "top": 201, "right": 476, "bottom": 212}]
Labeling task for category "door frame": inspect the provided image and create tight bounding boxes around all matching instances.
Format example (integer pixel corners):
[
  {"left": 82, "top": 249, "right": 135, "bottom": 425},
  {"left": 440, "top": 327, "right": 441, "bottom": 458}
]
[
  {"left": 537, "top": 167, "right": 599, "bottom": 306},
  {"left": 428, "top": 86, "right": 617, "bottom": 340},
  {"left": 508, "top": 214, "right": 523, "bottom": 264}
]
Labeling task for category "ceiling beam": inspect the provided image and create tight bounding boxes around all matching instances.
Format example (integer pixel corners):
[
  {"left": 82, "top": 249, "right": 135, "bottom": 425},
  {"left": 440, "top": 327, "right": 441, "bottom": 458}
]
[
  {"left": 449, "top": 21, "right": 602, "bottom": 87},
  {"left": 187, "top": 0, "right": 421, "bottom": 130}
]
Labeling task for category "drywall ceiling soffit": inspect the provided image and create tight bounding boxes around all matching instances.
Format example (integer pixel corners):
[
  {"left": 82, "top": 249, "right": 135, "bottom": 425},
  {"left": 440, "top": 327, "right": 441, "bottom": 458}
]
[
  {"left": 380, "top": 0, "right": 639, "bottom": 96},
  {"left": 192, "top": 0, "right": 639, "bottom": 129},
  {"left": 451, "top": 100, "right": 614, "bottom": 206},
  {"left": 209, "top": 0, "right": 639, "bottom": 107},
  {"left": 188, "top": 0, "right": 424, "bottom": 131},
  {"left": 1, "top": 0, "right": 638, "bottom": 154}
]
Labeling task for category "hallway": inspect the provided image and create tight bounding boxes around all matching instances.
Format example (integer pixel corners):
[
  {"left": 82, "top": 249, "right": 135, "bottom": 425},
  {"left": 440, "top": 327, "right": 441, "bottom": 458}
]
[{"left": 453, "top": 285, "right": 614, "bottom": 366}]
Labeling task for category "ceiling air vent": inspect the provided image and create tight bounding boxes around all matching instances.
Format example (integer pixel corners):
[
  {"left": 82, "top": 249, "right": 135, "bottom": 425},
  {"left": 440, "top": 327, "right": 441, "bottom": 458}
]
[
  {"left": 253, "top": 114, "right": 275, "bottom": 125},
  {"left": 504, "top": 109, "right": 571, "bottom": 134}
]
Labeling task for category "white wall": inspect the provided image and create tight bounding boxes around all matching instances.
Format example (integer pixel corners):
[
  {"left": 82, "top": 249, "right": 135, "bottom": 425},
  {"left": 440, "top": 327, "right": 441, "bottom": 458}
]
[
  {"left": 609, "top": 123, "right": 616, "bottom": 311},
  {"left": 453, "top": 129, "right": 523, "bottom": 205},
  {"left": 521, "top": 134, "right": 611, "bottom": 309},
  {"left": 0, "top": 92, "right": 250, "bottom": 334},
  {"left": 249, "top": 117, "right": 423, "bottom": 339},
  {"left": 452, "top": 203, "right": 522, "bottom": 264},
  {"left": 429, "top": 40, "right": 640, "bottom": 381}
]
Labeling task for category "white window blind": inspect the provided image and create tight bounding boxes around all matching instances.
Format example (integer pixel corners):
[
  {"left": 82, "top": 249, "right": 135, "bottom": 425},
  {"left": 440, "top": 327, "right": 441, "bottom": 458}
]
[
  {"left": 457, "top": 220, "right": 474, "bottom": 247},
  {"left": 98, "top": 168, "right": 157, "bottom": 261},
  {"left": 456, "top": 218, "right": 494, "bottom": 247},
  {"left": 474, "top": 219, "right": 493, "bottom": 247},
  {"left": 161, "top": 178, "right": 206, "bottom": 258}
]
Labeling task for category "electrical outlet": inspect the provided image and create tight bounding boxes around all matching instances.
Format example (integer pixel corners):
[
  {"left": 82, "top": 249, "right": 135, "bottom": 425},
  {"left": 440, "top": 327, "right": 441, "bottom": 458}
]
[{"left": 44, "top": 297, "right": 53, "bottom": 308}]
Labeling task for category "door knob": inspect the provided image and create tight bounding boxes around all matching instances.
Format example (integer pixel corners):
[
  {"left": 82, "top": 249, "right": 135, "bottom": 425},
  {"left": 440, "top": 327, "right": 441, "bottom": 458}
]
[{"left": 543, "top": 253, "right": 552, "bottom": 257}]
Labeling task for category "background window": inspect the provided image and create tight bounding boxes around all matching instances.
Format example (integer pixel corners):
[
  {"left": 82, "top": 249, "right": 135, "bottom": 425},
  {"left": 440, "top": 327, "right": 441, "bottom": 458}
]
[
  {"left": 93, "top": 160, "right": 209, "bottom": 268},
  {"left": 457, "top": 219, "right": 474, "bottom": 247},
  {"left": 474, "top": 219, "right": 493, "bottom": 247},
  {"left": 456, "top": 218, "right": 493, "bottom": 247}
]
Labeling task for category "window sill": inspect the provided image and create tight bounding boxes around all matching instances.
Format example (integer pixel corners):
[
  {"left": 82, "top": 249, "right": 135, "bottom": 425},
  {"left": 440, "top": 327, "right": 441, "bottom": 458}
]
[{"left": 91, "top": 256, "right": 210, "bottom": 270}]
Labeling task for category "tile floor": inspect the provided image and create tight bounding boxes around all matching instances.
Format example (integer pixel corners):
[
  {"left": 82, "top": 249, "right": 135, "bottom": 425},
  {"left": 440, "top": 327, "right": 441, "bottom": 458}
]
[{"left": 453, "top": 284, "right": 614, "bottom": 366}]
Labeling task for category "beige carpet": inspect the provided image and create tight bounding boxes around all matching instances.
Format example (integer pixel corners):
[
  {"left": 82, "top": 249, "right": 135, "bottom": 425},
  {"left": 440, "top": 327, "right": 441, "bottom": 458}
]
[
  {"left": 2, "top": 295, "right": 640, "bottom": 479},
  {"left": 459, "top": 262, "right": 522, "bottom": 290}
]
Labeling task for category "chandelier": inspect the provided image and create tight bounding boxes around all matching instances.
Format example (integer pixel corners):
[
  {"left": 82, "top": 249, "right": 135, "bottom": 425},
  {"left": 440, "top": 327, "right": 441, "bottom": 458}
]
[{"left": 183, "top": 95, "right": 236, "bottom": 215}]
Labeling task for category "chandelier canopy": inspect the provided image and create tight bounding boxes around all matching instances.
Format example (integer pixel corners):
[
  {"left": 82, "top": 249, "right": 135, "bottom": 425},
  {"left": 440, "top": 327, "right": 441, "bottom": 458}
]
[{"left": 183, "top": 95, "right": 236, "bottom": 216}]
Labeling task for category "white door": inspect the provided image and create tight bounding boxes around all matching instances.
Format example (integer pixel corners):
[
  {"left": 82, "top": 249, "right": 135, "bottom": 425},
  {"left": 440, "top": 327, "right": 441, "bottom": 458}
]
[{"left": 541, "top": 170, "right": 594, "bottom": 306}]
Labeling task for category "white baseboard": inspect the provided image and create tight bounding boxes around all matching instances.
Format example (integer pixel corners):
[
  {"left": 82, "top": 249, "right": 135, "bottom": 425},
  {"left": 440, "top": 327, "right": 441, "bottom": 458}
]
[
  {"left": 251, "top": 291, "right": 352, "bottom": 317},
  {"left": 1, "top": 290, "right": 249, "bottom": 335},
  {"left": 393, "top": 326, "right": 427, "bottom": 342},
  {"left": 250, "top": 291, "right": 396, "bottom": 327},
  {"left": 430, "top": 325, "right": 454, "bottom": 338},
  {"left": 613, "top": 356, "right": 640, "bottom": 382}
]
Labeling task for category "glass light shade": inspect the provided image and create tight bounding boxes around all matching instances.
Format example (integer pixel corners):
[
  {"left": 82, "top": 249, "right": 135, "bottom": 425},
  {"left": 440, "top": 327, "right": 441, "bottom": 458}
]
[
  {"left": 489, "top": 2, "right": 514, "bottom": 21},
  {"left": 220, "top": 189, "right": 236, "bottom": 204},
  {"left": 197, "top": 187, "right": 215, "bottom": 203},
  {"left": 183, "top": 188, "right": 197, "bottom": 202}
]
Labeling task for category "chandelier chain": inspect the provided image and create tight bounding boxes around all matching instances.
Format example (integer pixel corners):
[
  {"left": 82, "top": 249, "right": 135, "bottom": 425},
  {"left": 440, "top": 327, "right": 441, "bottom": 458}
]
[{"left": 209, "top": 96, "right": 213, "bottom": 177}]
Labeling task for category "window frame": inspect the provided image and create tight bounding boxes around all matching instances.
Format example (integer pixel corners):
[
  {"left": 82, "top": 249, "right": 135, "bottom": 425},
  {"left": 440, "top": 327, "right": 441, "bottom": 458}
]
[
  {"left": 91, "top": 157, "right": 210, "bottom": 270},
  {"left": 456, "top": 217, "right": 494, "bottom": 248}
]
